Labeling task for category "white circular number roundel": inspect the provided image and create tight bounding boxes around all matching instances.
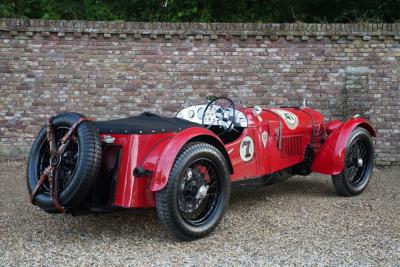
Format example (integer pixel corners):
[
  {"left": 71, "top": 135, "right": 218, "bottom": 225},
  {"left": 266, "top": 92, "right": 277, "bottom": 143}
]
[
  {"left": 271, "top": 109, "right": 299, "bottom": 130},
  {"left": 240, "top": 136, "right": 254, "bottom": 162}
]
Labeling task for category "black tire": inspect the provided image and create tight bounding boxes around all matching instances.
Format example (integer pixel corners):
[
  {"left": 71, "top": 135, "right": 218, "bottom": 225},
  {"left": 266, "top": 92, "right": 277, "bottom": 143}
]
[
  {"left": 332, "top": 127, "right": 374, "bottom": 196},
  {"left": 27, "top": 112, "right": 102, "bottom": 212},
  {"left": 156, "top": 142, "right": 230, "bottom": 241}
]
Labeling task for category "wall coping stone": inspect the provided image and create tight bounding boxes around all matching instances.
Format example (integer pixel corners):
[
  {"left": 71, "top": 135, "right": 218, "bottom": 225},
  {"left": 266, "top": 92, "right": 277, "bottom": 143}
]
[{"left": 1, "top": 19, "right": 400, "bottom": 39}]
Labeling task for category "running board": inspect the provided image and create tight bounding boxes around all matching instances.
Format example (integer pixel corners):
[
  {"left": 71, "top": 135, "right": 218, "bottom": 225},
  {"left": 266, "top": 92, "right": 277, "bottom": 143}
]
[
  {"left": 231, "top": 175, "right": 272, "bottom": 192},
  {"left": 231, "top": 168, "right": 294, "bottom": 192}
]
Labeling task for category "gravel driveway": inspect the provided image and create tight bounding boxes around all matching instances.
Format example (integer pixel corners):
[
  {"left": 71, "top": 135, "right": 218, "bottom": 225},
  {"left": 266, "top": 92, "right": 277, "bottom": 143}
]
[{"left": 0, "top": 161, "right": 399, "bottom": 266}]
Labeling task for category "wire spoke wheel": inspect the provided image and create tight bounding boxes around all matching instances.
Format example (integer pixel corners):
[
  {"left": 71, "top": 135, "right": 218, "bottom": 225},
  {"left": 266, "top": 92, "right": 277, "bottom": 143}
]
[
  {"left": 37, "top": 126, "right": 79, "bottom": 195},
  {"left": 177, "top": 159, "right": 221, "bottom": 225},
  {"left": 156, "top": 142, "right": 230, "bottom": 240},
  {"left": 344, "top": 138, "right": 370, "bottom": 186},
  {"left": 27, "top": 112, "right": 101, "bottom": 212},
  {"left": 332, "top": 127, "right": 374, "bottom": 196}
]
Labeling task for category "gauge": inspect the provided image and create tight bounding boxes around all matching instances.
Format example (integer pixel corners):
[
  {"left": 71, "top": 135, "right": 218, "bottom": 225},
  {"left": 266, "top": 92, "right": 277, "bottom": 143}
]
[
  {"left": 197, "top": 107, "right": 205, "bottom": 119},
  {"left": 240, "top": 117, "right": 248, "bottom": 127},
  {"left": 188, "top": 109, "right": 195, "bottom": 118}
]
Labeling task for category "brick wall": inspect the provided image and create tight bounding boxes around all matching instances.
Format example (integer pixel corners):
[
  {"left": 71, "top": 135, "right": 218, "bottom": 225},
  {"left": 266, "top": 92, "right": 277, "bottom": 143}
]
[{"left": 0, "top": 19, "right": 399, "bottom": 165}]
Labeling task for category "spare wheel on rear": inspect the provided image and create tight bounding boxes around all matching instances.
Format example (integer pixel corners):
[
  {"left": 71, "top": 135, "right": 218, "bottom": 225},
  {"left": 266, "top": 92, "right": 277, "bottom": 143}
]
[{"left": 27, "top": 112, "right": 102, "bottom": 213}]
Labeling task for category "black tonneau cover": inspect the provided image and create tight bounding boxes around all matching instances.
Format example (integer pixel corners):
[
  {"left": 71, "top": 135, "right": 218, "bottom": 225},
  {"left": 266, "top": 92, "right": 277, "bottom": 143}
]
[{"left": 95, "top": 112, "right": 199, "bottom": 134}]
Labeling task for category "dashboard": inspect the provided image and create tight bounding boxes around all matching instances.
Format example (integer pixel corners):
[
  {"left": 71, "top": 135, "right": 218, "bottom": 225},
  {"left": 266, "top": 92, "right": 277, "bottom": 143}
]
[{"left": 176, "top": 104, "right": 248, "bottom": 128}]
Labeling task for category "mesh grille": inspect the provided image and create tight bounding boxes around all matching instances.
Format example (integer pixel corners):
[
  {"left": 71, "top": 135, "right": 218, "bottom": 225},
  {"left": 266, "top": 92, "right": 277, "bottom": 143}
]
[{"left": 282, "top": 136, "right": 303, "bottom": 158}]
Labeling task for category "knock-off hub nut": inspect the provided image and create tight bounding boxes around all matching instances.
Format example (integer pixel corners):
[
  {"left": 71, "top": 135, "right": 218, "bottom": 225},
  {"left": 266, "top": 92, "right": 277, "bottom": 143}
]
[{"left": 50, "top": 154, "right": 61, "bottom": 167}]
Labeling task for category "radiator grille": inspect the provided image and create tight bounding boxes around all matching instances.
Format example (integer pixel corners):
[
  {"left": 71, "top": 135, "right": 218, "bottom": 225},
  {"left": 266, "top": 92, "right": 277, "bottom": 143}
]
[{"left": 282, "top": 136, "right": 303, "bottom": 158}]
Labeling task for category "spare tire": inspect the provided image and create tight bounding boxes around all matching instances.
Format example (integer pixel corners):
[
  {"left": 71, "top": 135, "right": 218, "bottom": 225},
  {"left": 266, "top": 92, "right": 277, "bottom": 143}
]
[{"left": 27, "top": 112, "right": 102, "bottom": 213}]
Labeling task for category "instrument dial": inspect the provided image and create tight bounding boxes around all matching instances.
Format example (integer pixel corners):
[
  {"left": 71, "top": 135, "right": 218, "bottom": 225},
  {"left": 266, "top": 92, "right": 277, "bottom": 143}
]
[
  {"left": 188, "top": 109, "right": 195, "bottom": 118},
  {"left": 197, "top": 107, "right": 205, "bottom": 119}
]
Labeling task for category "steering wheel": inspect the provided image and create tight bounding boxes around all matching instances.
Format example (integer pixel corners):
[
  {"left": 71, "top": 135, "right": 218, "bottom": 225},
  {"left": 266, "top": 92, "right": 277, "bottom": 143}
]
[{"left": 201, "top": 97, "right": 235, "bottom": 135}]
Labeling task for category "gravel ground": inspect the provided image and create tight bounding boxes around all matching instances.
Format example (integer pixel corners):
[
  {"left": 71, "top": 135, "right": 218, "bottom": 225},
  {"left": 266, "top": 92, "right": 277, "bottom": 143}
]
[{"left": 0, "top": 161, "right": 399, "bottom": 266}]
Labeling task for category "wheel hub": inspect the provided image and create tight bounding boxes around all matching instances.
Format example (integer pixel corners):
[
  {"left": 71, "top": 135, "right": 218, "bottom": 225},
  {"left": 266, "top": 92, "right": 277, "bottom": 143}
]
[
  {"left": 50, "top": 153, "right": 61, "bottom": 167},
  {"left": 357, "top": 158, "right": 363, "bottom": 167},
  {"left": 179, "top": 166, "right": 210, "bottom": 213},
  {"left": 196, "top": 185, "right": 209, "bottom": 199}
]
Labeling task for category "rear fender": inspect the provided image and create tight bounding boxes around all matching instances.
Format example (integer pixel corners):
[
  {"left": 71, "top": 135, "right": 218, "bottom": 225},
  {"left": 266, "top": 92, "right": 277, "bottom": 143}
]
[
  {"left": 311, "top": 117, "right": 376, "bottom": 175},
  {"left": 143, "top": 127, "right": 231, "bottom": 192}
]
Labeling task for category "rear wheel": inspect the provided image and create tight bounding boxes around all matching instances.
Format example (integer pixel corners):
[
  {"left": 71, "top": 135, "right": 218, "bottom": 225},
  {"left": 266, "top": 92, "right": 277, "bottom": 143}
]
[
  {"left": 332, "top": 127, "right": 374, "bottom": 196},
  {"left": 156, "top": 142, "right": 230, "bottom": 240}
]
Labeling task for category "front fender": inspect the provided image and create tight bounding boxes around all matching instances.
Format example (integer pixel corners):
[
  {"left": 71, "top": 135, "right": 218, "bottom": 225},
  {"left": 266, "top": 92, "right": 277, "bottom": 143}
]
[
  {"left": 144, "top": 127, "right": 227, "bottom": 192},
  {"left": 311, "top": 117, "right": 376, "bottom": 175}
]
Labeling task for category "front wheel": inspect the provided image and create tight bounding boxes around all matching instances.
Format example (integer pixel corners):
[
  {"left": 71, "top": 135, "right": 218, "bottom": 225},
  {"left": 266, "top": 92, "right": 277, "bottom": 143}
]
[
  {"left": 332, "top": 127, "right": 374, "bottom": 196},
  {"left": 156, "top": 142, "right": 230, "bottom": 240}
]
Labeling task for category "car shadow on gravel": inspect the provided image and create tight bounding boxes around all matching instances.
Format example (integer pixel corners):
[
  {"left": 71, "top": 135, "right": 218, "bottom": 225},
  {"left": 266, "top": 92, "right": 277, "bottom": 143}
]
[
  {"left": 43, "top": 176, "right": 337, "bottom": 242},
  {"left": 38, "top": 208, "right": 172, "bottom": 242},
  {"left": 231, "top": 176, "right": 337, "bottom": 200}
]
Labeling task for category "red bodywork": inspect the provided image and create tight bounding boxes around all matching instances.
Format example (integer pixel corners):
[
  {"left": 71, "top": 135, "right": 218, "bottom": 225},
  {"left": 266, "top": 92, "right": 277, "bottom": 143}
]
[{"left": 99, "top": 107, "right": 375, "bottom": 208}]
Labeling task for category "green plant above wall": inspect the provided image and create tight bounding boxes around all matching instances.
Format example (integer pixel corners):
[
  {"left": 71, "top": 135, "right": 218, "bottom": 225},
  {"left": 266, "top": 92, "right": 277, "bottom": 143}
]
[{"left": 1, "top": 0, "right": 400, "bottom": 23}]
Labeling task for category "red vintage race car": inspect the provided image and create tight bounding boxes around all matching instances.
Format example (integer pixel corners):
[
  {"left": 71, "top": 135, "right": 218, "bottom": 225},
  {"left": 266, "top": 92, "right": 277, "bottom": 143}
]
[{"left": 27, "top": 97, "right": 375, "bottom": 240}]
